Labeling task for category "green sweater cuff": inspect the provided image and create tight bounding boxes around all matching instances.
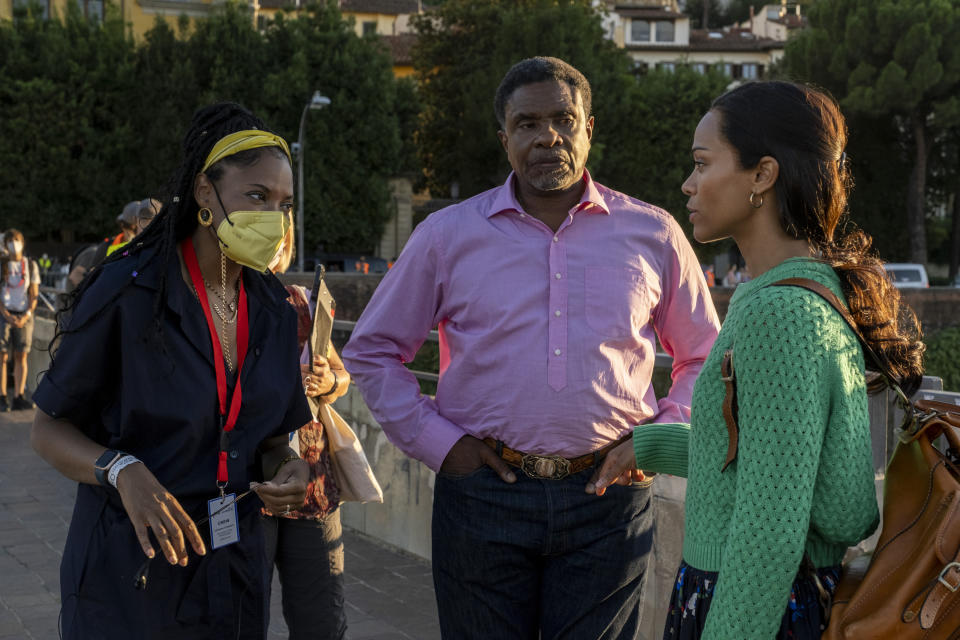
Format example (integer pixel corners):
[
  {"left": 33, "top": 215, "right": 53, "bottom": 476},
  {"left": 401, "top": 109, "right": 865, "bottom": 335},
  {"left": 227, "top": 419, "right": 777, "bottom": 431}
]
[{"left": 632, "top": 422, "right": 690, "bottom": 477}]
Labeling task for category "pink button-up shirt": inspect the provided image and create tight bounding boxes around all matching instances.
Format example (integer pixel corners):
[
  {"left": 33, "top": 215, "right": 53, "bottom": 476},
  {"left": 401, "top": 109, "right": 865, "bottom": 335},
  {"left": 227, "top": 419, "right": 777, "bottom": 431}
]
[{"left": 343, "top": 172, "right": 720, "bottom": 471}]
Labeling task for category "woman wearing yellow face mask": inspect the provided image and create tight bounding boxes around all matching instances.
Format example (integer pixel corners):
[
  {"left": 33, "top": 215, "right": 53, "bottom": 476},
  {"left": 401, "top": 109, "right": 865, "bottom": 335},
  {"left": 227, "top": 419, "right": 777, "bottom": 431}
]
[{"left": 30, "top": 103, "right": 312, "bottom": 639}]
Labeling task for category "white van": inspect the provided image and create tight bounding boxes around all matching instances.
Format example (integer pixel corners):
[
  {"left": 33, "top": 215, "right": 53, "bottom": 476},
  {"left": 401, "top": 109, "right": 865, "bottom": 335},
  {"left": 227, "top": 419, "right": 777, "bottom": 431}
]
[{"left": 884, "top": 263, "right": 929, "bottom": 288}]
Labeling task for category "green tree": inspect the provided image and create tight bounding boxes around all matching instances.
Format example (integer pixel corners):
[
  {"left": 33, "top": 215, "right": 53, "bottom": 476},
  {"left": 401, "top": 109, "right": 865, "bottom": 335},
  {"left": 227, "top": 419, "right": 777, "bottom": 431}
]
[
  {"left": 598, "top": 67, "right": 729, "bottom": 245},
  {"left": 0, "top": 0, "right": 408, "bottom": 256},
  {"left": 0, "top": 1, "right": 139, "bottom": 241},
  {"left": 783, "top": 0, "right": 960, "bottom": 265}
]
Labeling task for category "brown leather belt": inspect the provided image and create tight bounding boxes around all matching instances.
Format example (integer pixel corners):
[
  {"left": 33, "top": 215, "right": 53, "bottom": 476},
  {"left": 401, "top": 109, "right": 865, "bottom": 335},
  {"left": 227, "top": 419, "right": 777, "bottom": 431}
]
[{"left": 483, "top": 436, "right": 630, "bottom": 480}]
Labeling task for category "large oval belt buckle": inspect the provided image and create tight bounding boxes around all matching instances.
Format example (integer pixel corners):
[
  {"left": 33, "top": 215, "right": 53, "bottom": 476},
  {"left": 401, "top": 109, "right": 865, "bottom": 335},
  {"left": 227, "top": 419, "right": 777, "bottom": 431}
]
[{"left": 521, "top": 454, "right": 571, "bottom": 480}]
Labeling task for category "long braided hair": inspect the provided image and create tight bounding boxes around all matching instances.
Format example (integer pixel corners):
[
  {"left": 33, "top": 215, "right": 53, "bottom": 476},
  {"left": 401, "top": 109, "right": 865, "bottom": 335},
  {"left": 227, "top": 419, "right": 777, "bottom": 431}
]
[
  {"left": 711, "top": 82, "right": 924, "bottom": 395},
  {"left": 51, "top": 103, "right": 288, "bottom": 366}
]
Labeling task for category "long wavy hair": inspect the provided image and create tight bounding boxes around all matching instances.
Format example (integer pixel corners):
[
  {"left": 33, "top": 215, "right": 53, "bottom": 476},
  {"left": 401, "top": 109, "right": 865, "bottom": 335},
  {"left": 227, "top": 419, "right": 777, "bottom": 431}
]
[
  {"left": 711, "top": 81, "right": 924, "bottom": 395},
  {"left": 52, "top": 102, "right": 290, "bottom": 366}
]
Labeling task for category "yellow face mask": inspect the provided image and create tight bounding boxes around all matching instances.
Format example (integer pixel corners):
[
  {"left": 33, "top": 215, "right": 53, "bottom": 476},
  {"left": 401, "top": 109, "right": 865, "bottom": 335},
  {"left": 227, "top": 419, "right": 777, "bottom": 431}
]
[{"left": 215, "top": 210, "right": 290, "bottom": 273}]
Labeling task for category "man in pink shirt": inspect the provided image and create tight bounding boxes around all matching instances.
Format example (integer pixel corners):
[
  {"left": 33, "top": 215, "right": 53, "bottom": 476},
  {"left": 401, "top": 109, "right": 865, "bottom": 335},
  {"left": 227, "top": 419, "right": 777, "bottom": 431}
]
[{"left": 343, "top": 57, "right": 719, "bottom": 639}]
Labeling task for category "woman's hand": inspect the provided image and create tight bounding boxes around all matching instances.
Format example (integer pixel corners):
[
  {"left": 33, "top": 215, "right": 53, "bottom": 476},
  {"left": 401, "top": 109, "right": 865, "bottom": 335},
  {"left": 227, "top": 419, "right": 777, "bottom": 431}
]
[
  {"left": 255, "top": 457, "right": 309, "bottom": 515},
  {"left": 585, "top": 440, "right": 647, "bottom": 496},
  {"left": 115, "top": 462, "right": 206, "bottom": 565},
  {"left": 301, "top": 355, "right": 335, "bottom": 399}
]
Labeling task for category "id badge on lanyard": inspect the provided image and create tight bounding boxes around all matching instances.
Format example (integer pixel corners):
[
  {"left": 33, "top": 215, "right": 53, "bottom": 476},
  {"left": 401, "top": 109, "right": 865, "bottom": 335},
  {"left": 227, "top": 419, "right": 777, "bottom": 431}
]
[{"left": 182, "top": 238, "right": 250, "bottom": 547}]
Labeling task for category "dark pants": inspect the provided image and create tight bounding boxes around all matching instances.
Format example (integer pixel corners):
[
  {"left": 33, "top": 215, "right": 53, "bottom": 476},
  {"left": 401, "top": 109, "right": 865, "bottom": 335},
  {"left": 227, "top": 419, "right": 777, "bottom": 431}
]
[
  {"left": 263, "top": 510, "right": 347, "bottom": 640},
  {"left": 432, "top": 465, "right": 653, "bottom": 640}
]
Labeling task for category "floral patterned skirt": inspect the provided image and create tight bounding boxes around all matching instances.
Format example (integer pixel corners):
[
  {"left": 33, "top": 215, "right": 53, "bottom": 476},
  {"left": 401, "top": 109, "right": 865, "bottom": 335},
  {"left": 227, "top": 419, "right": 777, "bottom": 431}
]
[{"left": 663, "top": 561, "right": 841, "bottom": 640}]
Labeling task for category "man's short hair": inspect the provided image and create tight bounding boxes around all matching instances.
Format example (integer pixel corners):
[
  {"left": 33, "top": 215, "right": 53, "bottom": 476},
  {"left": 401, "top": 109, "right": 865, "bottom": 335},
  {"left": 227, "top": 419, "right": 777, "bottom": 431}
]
[{"left": 494, "top": 57, "right": 592, "bottom": 128}]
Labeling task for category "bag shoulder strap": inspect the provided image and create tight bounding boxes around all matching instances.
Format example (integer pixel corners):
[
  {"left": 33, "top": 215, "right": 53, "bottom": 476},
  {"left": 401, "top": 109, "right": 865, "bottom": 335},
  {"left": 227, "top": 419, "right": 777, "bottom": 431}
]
[{"left": 719, "top": 276, "right": 898, "bottom": 473}]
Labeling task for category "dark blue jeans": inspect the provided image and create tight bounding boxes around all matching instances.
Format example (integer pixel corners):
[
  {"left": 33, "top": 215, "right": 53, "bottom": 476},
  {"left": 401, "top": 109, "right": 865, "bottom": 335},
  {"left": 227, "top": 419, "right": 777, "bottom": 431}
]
[{"left": 432, "top": 465, "right": 653, "bottom": 640}]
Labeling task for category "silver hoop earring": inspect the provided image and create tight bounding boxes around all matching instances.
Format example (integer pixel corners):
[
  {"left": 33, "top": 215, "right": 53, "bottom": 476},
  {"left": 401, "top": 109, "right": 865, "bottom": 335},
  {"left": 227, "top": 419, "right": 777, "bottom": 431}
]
[{"left": 749, "top": 192, "right": 763, "bottom": 209}]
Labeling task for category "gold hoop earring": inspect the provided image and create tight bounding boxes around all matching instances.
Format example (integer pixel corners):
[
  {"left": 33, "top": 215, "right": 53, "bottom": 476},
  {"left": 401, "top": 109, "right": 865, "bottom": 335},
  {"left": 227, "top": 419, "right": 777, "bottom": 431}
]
[
  {"left": 749, "top": 192, "right": 763, "bottom": 209},
  {"left": 198, "top": 207, "right": 213, "bottom": 227}
]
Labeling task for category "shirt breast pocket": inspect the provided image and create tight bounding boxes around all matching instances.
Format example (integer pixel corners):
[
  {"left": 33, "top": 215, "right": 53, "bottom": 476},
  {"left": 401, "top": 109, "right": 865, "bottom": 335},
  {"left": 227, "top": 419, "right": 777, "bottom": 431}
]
[{"left": 584, "top": 266, "right": 650, "bottom": 338}]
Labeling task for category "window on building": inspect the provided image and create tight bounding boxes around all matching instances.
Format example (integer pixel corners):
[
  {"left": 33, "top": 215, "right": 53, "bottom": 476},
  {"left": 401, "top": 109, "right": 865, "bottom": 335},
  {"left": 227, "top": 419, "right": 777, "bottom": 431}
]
[
  {"left": 362, "top": 21, "right": 377, "bottom": 36},
  {"left": 657, "top": 62, "right": 676, "bottom": 72},
  {"left": 741, "top": 63, "right": 759, "bottom": 79},
  {"left": 85, "top": 0, "right": 103, "bottom": 22},
  {"left": 767, "top": 7, "right": 781, "bottom": 20},
  {"left": 631, "top": 20, "right": 651, "bottom": 42},
  {"left": 719, "top": 63, "right": 733, "bottom": 77},
  {"left": 655, "top": 20, "right": 675, "bottom": 42},
  {"left": 691, "top": 63, "right": 707, "bottom": 74}
]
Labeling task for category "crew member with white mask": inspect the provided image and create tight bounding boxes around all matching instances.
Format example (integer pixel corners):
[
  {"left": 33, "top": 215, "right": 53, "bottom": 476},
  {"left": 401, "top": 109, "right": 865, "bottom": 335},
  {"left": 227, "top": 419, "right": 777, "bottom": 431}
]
[{"left": 0, "top": 229, "right": 40, "bottom": 411}]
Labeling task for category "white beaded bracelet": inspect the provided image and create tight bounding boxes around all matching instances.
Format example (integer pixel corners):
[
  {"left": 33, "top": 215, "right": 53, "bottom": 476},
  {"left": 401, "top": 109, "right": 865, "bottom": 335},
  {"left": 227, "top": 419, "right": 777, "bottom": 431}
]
[{"left": 108, "top": 455, "right": 142, "bottom": 488}]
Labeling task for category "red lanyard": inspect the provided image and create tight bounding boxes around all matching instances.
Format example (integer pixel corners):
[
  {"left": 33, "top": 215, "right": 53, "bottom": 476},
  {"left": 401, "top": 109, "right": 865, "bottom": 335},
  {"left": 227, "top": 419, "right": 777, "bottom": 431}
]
[{"left": 182, "top": 238, "right": 249, "bottom": 490}]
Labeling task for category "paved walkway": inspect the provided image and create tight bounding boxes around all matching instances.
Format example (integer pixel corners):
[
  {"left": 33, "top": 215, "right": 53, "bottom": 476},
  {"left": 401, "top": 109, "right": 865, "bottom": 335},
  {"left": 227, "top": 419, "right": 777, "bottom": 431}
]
[{"left": 0, "top": 409, "right": 440, "bottom": 639}]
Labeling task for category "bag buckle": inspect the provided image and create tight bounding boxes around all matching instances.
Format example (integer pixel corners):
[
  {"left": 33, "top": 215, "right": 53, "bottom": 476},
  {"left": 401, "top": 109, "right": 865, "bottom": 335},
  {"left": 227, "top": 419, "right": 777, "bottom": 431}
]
[
  {"left": 520, "top": 454, "right": 571, "bottom": 480},
  {"left": 939, "top": 562, "right": 960, "bottom": 593}
]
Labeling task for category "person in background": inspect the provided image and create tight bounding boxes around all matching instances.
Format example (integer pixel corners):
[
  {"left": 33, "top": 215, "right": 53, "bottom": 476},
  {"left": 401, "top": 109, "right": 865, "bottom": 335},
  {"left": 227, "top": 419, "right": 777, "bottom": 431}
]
[
  {"left": 102, "top": 198, "right": 161, "bottom": 260},
  {"left": 0, "top": 229, "right": 40, "bottom": 411},
  {"left": 722, "top": 262, "right": 740, "bottom": 286},
  {"left": 343, "top": 56, "right": 720, "bottom": 640},
  {"left": 263, "top": 212, "right": 351, "bottom": 639},
  {"left": 66, "top": 198, "right": 160, "bottom": 290},
  {"left": 703, "top": 264, "right": 716, "bottom": 287},
  {"left": 589, "top": 81, "right": 925, "bottom": 639}
]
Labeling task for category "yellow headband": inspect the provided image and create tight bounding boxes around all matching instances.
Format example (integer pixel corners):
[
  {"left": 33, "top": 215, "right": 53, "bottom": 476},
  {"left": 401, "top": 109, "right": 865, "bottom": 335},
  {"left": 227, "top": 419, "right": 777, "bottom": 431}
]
[{"left": 200, "top": 129, "right": 292, "bottom": 173}]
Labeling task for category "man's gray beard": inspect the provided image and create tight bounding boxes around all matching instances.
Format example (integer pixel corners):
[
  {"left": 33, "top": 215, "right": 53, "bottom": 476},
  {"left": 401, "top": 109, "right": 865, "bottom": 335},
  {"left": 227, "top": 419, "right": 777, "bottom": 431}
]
[{"left": 529, "top": 167, "right": 575, "bottom": 192}]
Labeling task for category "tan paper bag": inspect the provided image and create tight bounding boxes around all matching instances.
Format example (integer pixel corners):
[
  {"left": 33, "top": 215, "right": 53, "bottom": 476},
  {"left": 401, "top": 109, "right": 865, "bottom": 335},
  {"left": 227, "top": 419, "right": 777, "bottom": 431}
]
[{"left": 307, "top": 267, "right": 382, "bottom": 504}]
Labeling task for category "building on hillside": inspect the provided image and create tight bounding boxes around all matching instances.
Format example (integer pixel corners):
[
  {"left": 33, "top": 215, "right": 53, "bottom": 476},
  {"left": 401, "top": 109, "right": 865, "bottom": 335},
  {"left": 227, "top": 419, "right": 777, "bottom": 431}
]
[
  {"left": 737, "top": 1, "right": 806, "bottom": 41},
  {"left": 338, "top": 0, "right": 420, "bottom": 37},
  {"left": 601, "top": 0, "right": 793, "bottom": 79}
]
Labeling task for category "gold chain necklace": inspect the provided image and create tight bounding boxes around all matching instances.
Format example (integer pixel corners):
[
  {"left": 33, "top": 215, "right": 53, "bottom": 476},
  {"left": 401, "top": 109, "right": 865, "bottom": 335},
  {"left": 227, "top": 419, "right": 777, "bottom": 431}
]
[{"left": 219, "top": 252, "right": 234, "bottom": 372}]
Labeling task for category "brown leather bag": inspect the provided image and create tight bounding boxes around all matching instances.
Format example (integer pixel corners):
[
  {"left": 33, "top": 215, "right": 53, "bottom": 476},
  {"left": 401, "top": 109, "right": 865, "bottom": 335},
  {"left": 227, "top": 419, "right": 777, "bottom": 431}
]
[{"left": 722, "top": 278, "right": 960, "bottom": 639}]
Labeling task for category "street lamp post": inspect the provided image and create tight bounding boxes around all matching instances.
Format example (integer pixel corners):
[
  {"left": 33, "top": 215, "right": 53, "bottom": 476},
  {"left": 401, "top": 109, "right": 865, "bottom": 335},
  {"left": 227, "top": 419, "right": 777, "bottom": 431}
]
[{"left": 296, "top": 90, "right": 331, "bottom": 273}]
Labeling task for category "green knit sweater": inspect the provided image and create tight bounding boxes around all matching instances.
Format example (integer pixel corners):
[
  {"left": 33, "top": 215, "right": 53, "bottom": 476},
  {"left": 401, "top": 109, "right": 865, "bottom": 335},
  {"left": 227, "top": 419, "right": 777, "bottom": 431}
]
[{"left": 635, "top": 258, "right": 879, "bottom": 639}]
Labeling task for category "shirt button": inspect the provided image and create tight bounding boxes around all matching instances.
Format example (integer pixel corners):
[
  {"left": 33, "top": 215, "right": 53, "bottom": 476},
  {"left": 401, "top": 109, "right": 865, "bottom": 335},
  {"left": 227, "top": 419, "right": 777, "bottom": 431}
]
[
  {"left": 555, "top": 272, "right": 562, "bottom": 279},
  {"left": 554, "top": 349, "right": 562, "bottom": 356},
  {"left": 229, "top": 450, "right": 239, "bottom": 459},
  {"left": 255, "top": 347, "right": 261, "bottom": 357},
  {"left": 552, "top": 236, "right": 559, "bottom": 243},
  {"left": 554, "top": 310, "right": 562, "bottom": 317},
  {"left": 519, "top": 213, "right": 526, "bottom": 218}
]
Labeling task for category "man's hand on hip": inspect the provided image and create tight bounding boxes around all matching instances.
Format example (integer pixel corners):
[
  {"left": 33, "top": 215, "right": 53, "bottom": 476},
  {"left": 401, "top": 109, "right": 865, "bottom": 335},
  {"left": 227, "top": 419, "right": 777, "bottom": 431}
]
[{"left": 440, "top": 435, "right": 516, "bottom": 483}]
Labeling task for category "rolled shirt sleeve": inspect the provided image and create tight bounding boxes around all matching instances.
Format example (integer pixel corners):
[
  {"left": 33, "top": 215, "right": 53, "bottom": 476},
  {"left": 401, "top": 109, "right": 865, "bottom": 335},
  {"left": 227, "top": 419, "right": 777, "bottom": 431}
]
[{"left": 33, "top": 276, "right": 120, "bottom": 435}]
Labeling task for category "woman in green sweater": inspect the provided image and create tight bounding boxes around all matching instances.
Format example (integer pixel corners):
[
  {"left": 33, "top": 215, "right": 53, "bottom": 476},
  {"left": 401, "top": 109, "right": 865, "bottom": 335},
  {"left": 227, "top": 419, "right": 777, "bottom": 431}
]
[{"left": 588, "top": 81, "right": 924, "bottom": 639}]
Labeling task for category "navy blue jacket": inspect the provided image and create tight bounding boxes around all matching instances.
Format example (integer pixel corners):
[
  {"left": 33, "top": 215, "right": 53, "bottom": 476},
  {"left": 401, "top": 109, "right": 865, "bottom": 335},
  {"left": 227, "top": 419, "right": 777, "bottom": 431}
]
[{"left": 34, "top": 244, "right": 311, "bottom": 639}]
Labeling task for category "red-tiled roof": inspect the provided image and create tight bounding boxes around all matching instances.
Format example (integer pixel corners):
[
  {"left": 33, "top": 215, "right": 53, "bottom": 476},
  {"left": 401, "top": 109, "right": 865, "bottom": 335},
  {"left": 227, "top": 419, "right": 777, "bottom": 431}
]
[
  {"left": 380, "top": 33, "right": 417, "bottom": 66},
  {"left": 339, "top": 0, "right": 423, "bottom": 14}
]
